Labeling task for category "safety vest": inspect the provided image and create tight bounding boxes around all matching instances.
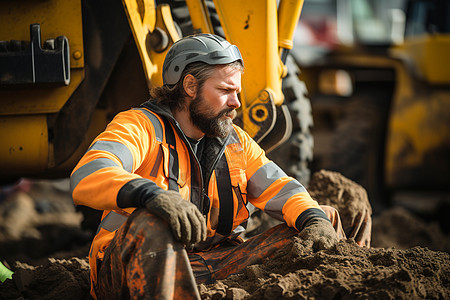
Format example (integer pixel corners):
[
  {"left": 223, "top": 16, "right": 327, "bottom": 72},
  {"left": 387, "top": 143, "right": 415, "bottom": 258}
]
[{"left": 70, "top": 100, "right": 322, "bottom": 293}]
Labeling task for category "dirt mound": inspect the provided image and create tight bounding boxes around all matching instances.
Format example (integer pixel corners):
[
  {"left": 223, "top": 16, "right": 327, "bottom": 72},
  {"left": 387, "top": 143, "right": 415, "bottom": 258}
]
[
  {"left": 372, "top": 206, "right": 450, "bottom": 252},
  {"left": 308, "top": 169, "right": 372, "bottom": 232},
  {"left": 199, "top": 238, "right": 449, "bottom": 299},
  {"left": 1, "top": 258, "right": 90, "bottom": 300}
]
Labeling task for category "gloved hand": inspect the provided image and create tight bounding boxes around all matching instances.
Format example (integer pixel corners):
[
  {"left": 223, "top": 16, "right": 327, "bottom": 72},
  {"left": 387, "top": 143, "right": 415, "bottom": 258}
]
[
  {"left": 145, "top": 191, "right": 207, "bottom": 246},
  {"left": 346, "top": 208, "right": 372, "bottom": 247},
  {"left": 298, "top": 217, "right": 339, "bottom": 251}
]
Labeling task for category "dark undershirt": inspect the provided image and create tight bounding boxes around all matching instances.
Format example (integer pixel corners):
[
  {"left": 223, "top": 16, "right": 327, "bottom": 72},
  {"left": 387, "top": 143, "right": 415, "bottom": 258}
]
[{"left": 186, "top": 136, "right": 205, "bottom": 161}]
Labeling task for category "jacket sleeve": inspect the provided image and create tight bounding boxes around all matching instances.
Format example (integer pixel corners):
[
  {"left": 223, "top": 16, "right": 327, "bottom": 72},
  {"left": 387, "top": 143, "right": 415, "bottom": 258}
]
[
  {"left": 70, "top": 109, "right": 165, "bottom": 211},
  {"left": 235, "top": 126, "right": 329, "bottom": 231}
]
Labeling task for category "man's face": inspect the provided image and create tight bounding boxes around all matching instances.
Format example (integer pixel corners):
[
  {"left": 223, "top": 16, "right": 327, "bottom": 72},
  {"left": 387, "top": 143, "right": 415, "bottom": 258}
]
[{"left": 189, "top": 65, "right": 242, "bottom": 138}]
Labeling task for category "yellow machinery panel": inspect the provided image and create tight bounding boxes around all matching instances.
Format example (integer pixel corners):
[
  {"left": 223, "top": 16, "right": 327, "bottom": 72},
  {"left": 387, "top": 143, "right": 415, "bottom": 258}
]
[
  {"left": 0, "top": 115, "right": 48, "bottom": 173},
  {"left": 0, "top": 70, "right": 85, "bottom": 115},
  {"left": 122, "top": 0, "right": 181, "bottom": 88},
  {"left": 0, "top": 0, "right": 84, "bottom": 69},
  {"left": 392, "top": 34, "right": 450, "bottom": 85},
  {"left": 0, "top": 0, "right": 84, "bottom": 115}
]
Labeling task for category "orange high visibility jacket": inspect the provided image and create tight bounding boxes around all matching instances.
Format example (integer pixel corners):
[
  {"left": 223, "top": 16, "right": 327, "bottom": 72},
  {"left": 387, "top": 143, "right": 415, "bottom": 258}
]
[{"left": 71, "top": 100, "right": 326, "bottom": 291}]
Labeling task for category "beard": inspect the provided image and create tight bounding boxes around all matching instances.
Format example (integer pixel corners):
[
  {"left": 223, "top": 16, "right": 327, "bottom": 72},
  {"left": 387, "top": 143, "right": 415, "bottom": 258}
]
[{"left": 189, "top": 93, "right": 236, "bottom": 138}]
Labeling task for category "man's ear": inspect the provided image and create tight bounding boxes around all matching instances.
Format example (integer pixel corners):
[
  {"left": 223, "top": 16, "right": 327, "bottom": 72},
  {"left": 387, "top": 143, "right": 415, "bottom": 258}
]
[{"left": 183, "top": 74, "right": 198, "bottom": 98}]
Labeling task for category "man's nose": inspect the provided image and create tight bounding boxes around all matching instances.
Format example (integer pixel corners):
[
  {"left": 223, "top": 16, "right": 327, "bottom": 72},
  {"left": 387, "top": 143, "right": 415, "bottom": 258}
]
[{"left": 228, "top": 92, "right": 241, "bottom": 109}]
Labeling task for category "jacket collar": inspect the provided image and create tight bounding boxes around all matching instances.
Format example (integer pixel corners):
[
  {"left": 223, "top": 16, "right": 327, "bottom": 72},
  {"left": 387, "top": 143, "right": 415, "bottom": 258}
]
[{"left": 141, "top": 99, "right": 231, "bottom": 147}]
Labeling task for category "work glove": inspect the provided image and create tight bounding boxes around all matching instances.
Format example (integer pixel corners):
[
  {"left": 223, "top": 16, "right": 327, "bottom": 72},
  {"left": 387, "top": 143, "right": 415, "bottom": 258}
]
[
  {"left": 145, "top": 191, "right": 207, "bottom": 246},
  {"left": 298, "top": 217, "right": 339, "bottom": 251},
  {"left": 345, "top": 208, "right": 372, "bottom": 247}
]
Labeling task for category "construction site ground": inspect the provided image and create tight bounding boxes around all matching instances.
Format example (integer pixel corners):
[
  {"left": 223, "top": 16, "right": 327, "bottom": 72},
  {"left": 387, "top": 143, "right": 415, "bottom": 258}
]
[{"left": 0, "top": 170, "right": 449, "bottom": 299}]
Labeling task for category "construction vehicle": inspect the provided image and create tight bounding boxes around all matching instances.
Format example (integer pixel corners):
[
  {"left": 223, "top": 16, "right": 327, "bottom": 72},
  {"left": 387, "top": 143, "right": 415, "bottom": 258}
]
[
  {"left": 295, "top": 0, "right": 450, "bottom": 213},
  {"left": 0, "top": 0, "right": 313, "bottom": 187}
]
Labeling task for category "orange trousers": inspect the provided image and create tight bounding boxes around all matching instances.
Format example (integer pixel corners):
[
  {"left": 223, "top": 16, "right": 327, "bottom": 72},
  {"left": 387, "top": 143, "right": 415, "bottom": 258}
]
[{"left": 95, "top": 206, "right": 350, "bottom": 299}]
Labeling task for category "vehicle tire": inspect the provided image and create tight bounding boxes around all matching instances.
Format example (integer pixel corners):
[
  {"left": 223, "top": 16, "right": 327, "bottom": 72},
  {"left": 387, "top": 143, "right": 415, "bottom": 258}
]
[
  {"left": 158, "top": 0, "right": 223, "bottom": 36},
  {"left": 267, "top": 55, "right": 314, "bottom": 186},
  {"left": 327, "top": 97, "right": 388, "bottom": 213}
]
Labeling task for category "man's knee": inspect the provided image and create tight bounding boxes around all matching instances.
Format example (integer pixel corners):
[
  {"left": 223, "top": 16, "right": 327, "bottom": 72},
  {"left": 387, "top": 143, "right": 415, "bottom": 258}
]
[{"left": 124, "top": 208, "right": 178, "bottom": 247}]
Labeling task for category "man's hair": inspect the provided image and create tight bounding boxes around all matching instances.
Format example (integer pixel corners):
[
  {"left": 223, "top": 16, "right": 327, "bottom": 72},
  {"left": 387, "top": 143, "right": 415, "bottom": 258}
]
[{"left": 151, "top": 60, "right": 243, "bottom": 111}]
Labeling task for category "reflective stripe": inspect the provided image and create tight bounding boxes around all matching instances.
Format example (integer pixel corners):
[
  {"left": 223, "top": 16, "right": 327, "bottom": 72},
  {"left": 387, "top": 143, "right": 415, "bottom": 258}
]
[
  {"left": 89, "top": 140, "right": 134, "bottom": 172},
  {"left": 98, "top": 211, "right": 128, "bottom": 232},
  {"left": 231, "top": 224, "right": 246, "bottom": 236},
  {"left": 133, "top": 108, "right": 163, "bottom": 142},
  {"left": 70, "top": 158, "right": 120, "bottom": 193},
  {"left": 247, "top": 162, "right": 287, "bottom": 198},
  {"left": 264, "top": 179, "right": 307, "bottom": 221},
  {"left": 227, "top": 129, "right": 241, "bottom": 148}
]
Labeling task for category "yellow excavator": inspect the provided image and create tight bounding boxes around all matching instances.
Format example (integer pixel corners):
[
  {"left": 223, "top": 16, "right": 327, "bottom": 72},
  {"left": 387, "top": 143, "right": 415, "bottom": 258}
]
[{"left": 0, "top": 0, "right": 313, "bottom": 187}]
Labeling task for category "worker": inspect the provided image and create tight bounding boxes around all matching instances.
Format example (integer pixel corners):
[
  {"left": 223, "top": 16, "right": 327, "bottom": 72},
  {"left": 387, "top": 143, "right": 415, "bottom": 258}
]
[{"left": 71, "top": 34, "right": 351, "bottom": 299}]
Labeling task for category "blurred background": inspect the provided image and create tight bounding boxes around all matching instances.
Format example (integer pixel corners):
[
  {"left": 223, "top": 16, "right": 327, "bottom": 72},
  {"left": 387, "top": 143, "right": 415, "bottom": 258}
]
[{"left": 292, "top": 0, "right": 450, "bottom": 224}]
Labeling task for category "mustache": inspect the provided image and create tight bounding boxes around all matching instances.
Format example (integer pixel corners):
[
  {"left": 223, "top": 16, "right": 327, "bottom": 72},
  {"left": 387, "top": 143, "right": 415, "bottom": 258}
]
[{"left": 218, "top": 108, "right": 236, "bottom": 119}]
